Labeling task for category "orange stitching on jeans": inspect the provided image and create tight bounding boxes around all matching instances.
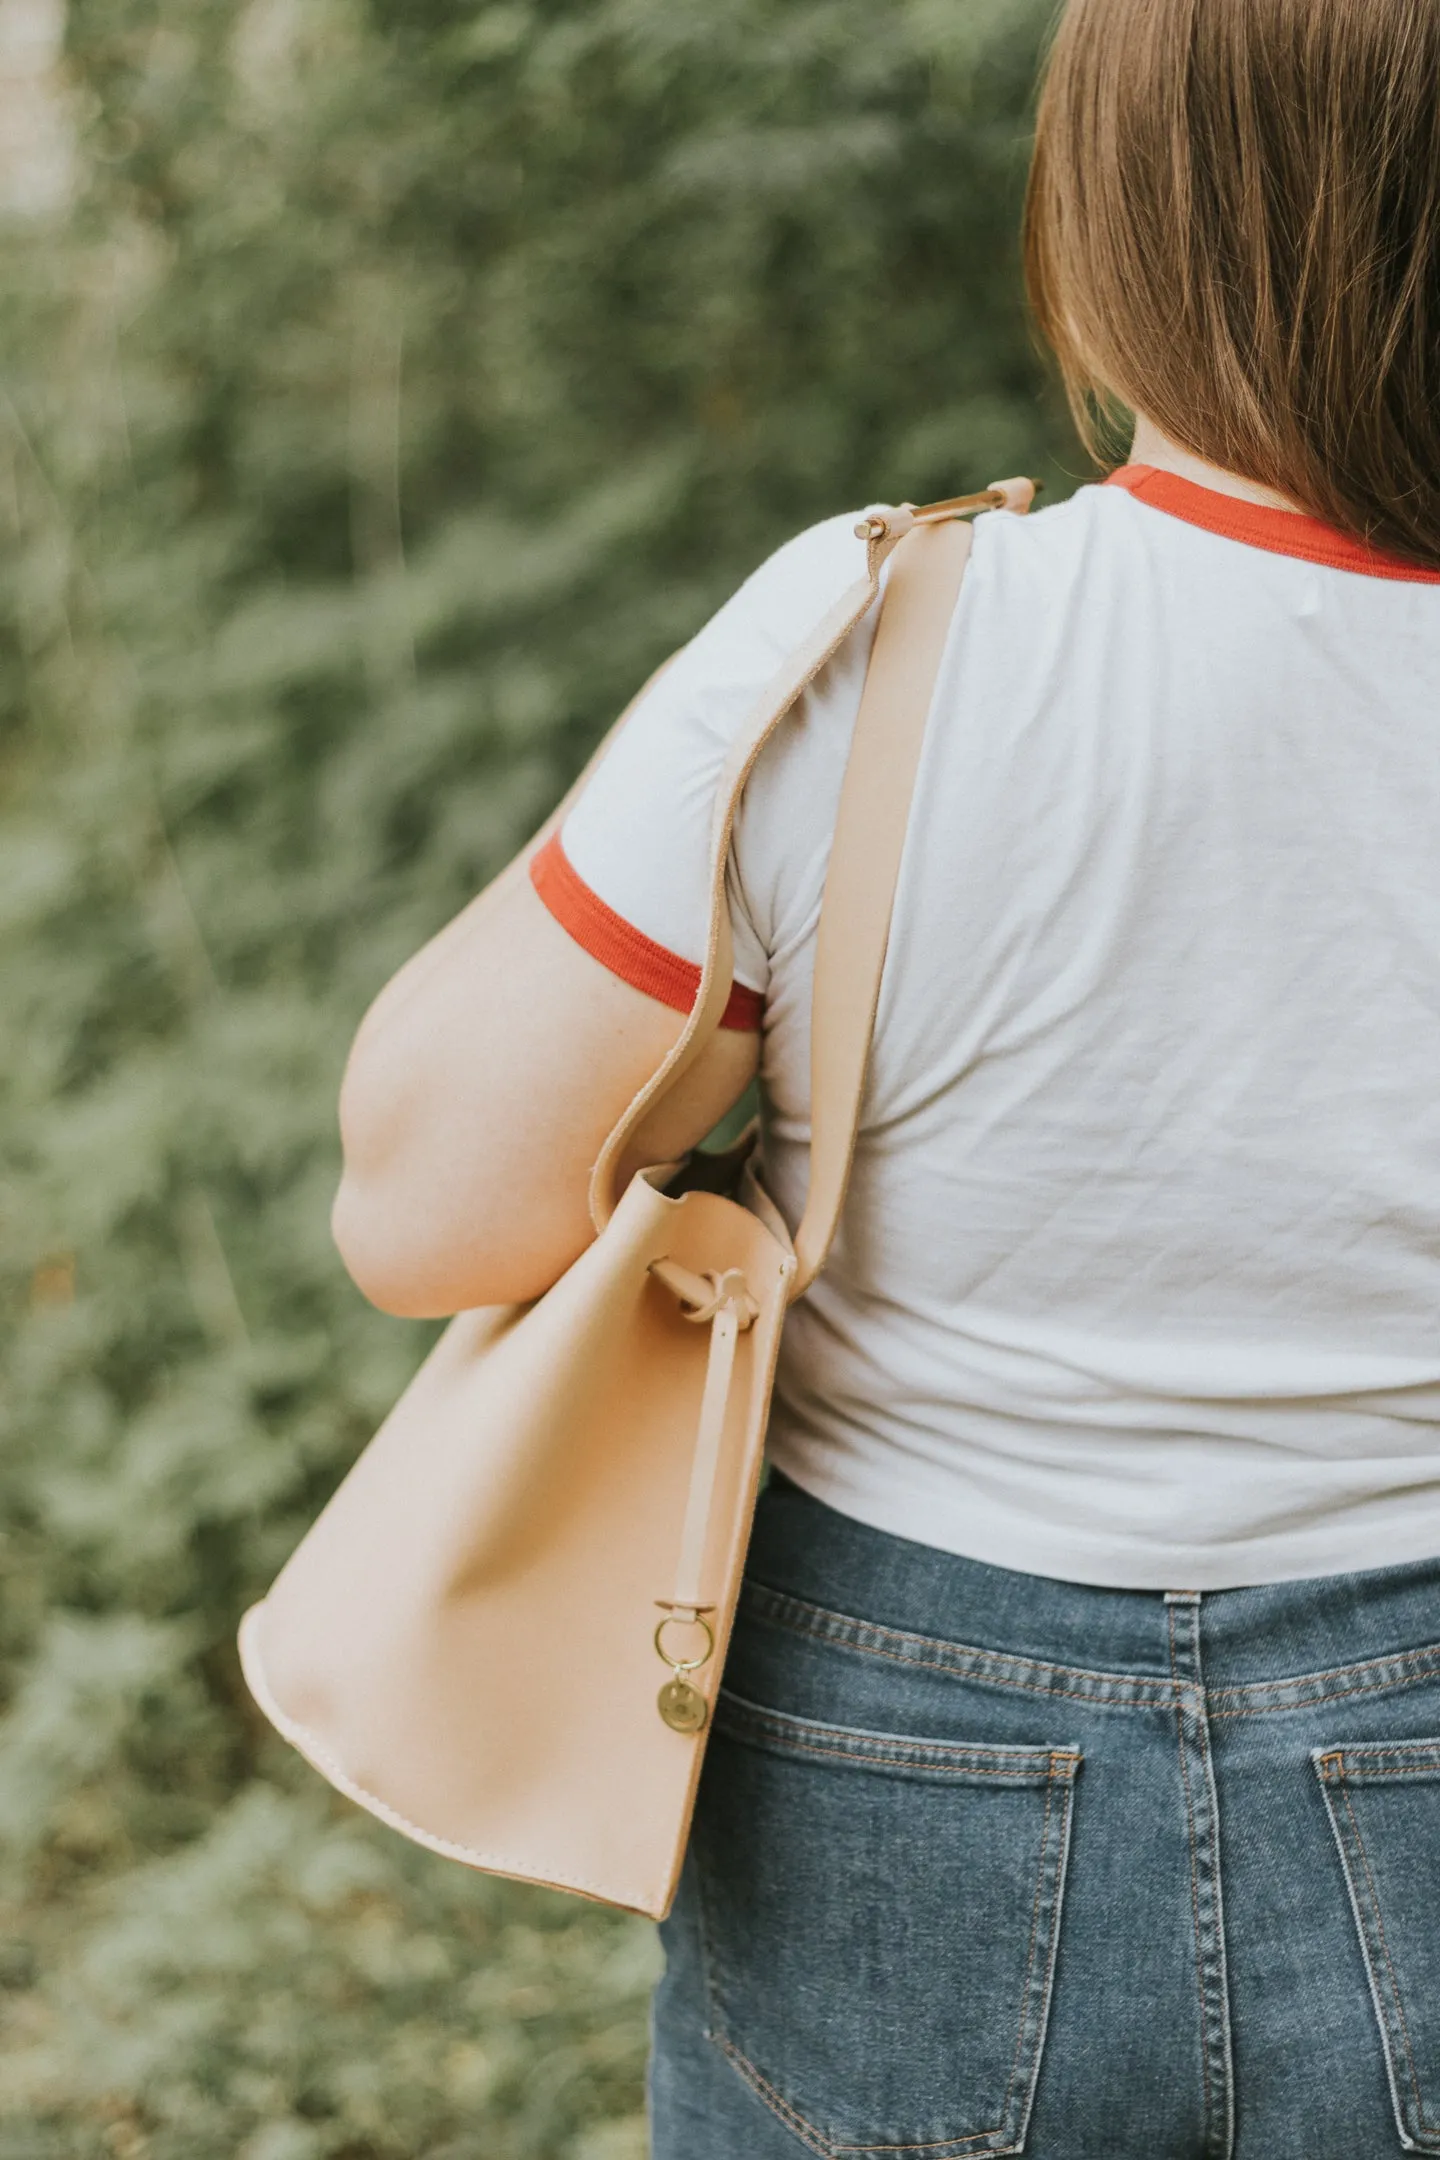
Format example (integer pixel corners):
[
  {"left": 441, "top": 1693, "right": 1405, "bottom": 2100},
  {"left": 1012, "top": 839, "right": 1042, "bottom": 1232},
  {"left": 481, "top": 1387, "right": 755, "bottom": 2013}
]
[
  {"left": 714, "top": 2045, "right": 832, "bottom": 2157},
  {"left": 1169, "top": 1601, "right": 1213, "bottom": 2135},
  {"left": 1212, "top": 1671, "right": 1440, "bottom": 1719},
  {"left": 716, "top": 1724, "right": 1074, "bottom": 1780},
  {"left": 745, "top": 1583, "right": 1440, "bottom": 1720},
  {"left": 717, "top": 2036, "right": 1015, "bottom": 2154},
  {"left": 1325, "top": 1763, "right": 1440, "bottom": 1776},
  {"left": 704, "top": 1737, "right": 1076, "bottom": 2157},
  {"left": 1338, "top": 1782, "right": 1438, "bottom": 2133},
  {"left": 997, "top": 1768, "right": 1053, "bottom": 2129},
  {"left": 1208, "top": 1644, "right": 1440, "bottom": 1701},
  {"left": 744, "top": 1592, "right": 1170, "bottom": 1710},
  {"left": 1319, "top": 1751, "right": 1440, "bottom": 1775},
  {"left": 746, "top": 1586, "right": 1167, "bottom": 1703},
  {"left": 719, "top": 1701, "right": 1073, "bottom": 1769}
]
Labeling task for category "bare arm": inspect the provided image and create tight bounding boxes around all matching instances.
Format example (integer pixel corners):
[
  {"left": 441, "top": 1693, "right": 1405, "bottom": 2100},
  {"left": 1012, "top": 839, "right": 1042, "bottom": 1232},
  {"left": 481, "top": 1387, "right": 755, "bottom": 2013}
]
[{"left": 331, "top": 866, "right": 759, "bottom": 1317}]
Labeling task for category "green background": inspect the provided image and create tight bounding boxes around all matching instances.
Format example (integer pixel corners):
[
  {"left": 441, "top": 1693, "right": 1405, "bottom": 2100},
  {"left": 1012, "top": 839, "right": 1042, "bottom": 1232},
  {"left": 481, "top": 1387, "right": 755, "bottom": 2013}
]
[{"left": 0, "top": 1, "right": 1079, "bottom": 2151}]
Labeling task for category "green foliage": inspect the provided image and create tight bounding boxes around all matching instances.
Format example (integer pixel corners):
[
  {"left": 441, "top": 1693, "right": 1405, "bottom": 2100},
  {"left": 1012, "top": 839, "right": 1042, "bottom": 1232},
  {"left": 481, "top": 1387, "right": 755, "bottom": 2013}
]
[{"left": 0, "top": 0, "right": 1072, "bottom": 2150}]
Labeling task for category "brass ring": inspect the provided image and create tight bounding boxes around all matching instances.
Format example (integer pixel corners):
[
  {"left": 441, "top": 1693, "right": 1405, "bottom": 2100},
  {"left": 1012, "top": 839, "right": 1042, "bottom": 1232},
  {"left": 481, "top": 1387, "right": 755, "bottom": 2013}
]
[{"left": 654, "top": 1613, "right": 716, "bottom": 1673}]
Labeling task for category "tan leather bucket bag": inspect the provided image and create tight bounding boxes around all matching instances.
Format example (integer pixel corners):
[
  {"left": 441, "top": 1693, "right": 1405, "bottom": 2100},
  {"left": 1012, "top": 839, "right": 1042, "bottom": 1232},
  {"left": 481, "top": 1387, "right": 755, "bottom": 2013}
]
[{"left": 239, "top": 481, "right": 1032, "bottom": 1919}]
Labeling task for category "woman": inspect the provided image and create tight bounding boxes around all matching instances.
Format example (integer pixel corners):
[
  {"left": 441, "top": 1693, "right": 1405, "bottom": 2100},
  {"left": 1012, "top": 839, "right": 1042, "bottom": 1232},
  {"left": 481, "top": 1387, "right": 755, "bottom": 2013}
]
[{"left": 331, "top": 0, "right": 1440, "bottom": 2152}]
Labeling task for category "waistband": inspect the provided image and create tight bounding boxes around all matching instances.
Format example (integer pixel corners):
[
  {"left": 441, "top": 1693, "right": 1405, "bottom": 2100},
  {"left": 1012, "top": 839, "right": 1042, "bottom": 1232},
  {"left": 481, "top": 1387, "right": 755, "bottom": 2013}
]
[{"left": 749, "top": 1472, "right": 1440, "bottom": 1700}]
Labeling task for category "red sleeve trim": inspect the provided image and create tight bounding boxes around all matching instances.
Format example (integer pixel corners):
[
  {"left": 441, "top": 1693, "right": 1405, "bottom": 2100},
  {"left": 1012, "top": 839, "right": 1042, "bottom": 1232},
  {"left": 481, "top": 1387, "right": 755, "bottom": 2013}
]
[{"left": 530, "top": 832, "right": 764, "bottom": 1032}]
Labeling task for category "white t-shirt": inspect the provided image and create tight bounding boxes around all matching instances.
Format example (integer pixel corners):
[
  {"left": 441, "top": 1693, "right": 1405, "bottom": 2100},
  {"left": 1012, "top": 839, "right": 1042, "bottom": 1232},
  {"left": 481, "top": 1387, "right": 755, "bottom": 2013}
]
[{"left": 532, "top": 466, "right": 1440, "bottom": 1589}]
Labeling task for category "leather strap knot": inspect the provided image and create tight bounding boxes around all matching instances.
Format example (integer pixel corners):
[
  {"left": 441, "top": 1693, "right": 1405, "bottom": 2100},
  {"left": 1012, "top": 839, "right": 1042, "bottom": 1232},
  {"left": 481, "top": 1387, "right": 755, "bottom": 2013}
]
[
  {"left": 679, "top": 1266, "right": 758, "bottom": 1328},
  {"left": 650, "top": 1259, "right": 758, "bottom": 1328}
]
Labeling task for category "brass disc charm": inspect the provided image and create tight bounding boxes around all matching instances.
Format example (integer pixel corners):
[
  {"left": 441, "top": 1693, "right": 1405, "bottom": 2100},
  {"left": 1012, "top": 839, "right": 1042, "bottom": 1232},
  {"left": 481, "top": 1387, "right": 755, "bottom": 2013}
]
[{"left": 657, "top": 1676, "right": 709, "bottom": 1734}]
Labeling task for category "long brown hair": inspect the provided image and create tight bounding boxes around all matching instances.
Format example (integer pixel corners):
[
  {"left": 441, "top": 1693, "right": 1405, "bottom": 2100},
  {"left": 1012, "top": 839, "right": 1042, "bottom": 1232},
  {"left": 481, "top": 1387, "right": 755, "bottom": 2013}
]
[{"left": 1024, "top": 0, "right": 1440, "bottom": 567}]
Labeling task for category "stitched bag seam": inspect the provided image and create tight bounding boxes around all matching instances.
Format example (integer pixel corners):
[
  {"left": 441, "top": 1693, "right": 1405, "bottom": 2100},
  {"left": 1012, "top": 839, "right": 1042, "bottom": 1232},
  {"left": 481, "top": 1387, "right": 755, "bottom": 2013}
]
[{"left": 242, "top": 1623, "right": 660, "bottom": 1909}]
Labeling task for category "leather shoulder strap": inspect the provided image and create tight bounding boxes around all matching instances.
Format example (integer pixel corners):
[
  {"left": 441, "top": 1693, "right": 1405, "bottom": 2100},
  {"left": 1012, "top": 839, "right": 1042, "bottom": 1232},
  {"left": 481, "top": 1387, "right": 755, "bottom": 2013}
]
[
  {"left": 588, "top": 483, "right": 1028, "bottom": 1237},
  {"left": 791, "top": 516, "right": 971, "bottom": 1292},
  {"left": 587, "top": 517, "right": 905, "bottom": 1226}
]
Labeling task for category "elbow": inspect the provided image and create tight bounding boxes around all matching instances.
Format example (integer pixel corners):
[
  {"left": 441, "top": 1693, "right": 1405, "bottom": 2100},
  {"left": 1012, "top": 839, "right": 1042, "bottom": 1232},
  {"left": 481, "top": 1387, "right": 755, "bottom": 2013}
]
[
  {"left": 330, "top": 1172, "right": 586, "bottom": 1316},
  {"left": 331, "top": 1177, "right": 451, "bottom": 1318},
  {"left": 332, "top": 1069, "right": 453, "bottom": 1315}
]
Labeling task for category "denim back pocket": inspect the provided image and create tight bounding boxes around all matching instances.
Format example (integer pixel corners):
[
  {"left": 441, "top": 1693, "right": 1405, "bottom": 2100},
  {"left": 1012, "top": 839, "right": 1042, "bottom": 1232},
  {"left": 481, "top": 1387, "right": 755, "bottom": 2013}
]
[
  {"left": 694, "top": 1692, "right": 1081, "bottom": 2158},
  {"left": 1314, "top": 1739, "right": 1440, "bottom": 2155}
]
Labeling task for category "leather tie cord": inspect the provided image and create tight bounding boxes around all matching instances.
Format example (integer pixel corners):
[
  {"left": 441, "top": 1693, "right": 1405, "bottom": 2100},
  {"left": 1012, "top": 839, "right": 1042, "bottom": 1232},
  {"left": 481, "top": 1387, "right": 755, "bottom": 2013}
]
[{"left": 650, "top": 1265, "right": 761, "bottom": 1620}]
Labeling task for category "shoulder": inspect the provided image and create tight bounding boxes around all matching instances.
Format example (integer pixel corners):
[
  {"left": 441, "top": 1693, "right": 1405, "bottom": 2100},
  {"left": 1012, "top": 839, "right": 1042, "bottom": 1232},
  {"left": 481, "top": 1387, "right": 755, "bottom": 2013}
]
[
  {"left": 945, "top": 483, "right": 1140, "bottom": 639},
  {"left": 684, "top": 489, "right": 1107, "bottom": 689},
  {"left": 581, "top": 510, "right": 875, "bottom": 773},
  {"left": 683, "top": 510, "right": 873, "bottom": 676},
  {"left": 683, "top": 489, "right": 1114, "bottom": 668},
  {"left": 967, "top": 482, "right": 1109, "bottom": 574},
  {"left": 554, "top": 510, "right": 876, "bottom": 989}
]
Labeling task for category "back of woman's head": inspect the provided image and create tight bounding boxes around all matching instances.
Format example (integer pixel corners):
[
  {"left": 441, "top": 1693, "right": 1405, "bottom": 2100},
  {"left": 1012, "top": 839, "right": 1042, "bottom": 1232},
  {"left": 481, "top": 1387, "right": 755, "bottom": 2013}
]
[{"left": 1025, "top": 0, "right": 1440, "bottom": 567}]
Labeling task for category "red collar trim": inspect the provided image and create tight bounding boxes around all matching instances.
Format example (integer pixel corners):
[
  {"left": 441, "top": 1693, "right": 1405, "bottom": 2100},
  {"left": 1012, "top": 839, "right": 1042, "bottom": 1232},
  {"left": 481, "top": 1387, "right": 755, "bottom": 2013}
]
[{"left": 1104, "top": 465, "right": 1440, "bottom": 584}]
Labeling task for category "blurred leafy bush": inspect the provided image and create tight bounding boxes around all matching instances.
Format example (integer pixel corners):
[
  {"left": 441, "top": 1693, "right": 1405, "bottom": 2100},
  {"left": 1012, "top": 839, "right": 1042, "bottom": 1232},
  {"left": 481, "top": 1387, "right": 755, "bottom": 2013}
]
[{"left": 0, "top": 0, "right": 1071, "bottom": 2151}]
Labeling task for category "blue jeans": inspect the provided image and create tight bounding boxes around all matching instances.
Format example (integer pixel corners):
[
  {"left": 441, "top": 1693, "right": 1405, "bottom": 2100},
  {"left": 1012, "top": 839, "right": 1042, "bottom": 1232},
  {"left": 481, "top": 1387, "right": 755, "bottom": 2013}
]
[{"left": 650, "top": 1473, "right": 1440, "bottom": 2159}]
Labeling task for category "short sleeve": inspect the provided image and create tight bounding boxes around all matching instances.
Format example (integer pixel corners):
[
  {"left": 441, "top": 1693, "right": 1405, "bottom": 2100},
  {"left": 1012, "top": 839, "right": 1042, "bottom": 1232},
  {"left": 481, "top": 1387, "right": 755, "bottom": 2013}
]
[{"left": 530, "top": 511, "right": 877, "bottom": 1029}]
